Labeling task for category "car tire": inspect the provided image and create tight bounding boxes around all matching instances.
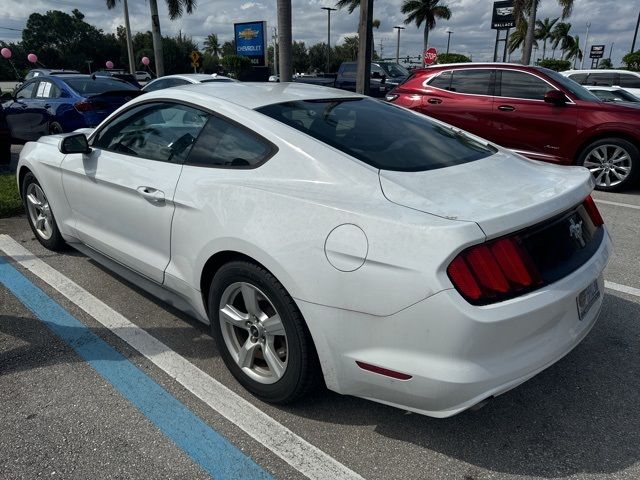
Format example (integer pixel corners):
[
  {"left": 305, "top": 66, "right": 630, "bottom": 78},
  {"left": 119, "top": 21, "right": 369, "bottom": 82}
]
[
  {"left": 22, "top": 172, "right": 66, "bottom": 251},
  {"left": 208, "top": 260, "right": 320, "bottom": 404},
  {"left": 578, "top": 138, "right": 640, "bottom": 192},
  {"left": 49, "top": 122, "right": 63, "bottom": 135}
]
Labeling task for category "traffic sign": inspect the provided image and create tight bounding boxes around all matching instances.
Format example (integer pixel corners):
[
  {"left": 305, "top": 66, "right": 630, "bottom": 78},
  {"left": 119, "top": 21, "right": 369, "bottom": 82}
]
[
  {"left": 424, "top": 47, "right": 438, "bottom": 65},
  {"left": 190, "top": 51, "right": 201, "bottom": 64}
]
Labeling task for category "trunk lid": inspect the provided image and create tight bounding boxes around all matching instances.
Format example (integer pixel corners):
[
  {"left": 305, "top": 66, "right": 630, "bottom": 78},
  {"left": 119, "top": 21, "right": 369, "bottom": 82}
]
[{"left": 379, "top": 150, "right": 593, "bottom": 237}]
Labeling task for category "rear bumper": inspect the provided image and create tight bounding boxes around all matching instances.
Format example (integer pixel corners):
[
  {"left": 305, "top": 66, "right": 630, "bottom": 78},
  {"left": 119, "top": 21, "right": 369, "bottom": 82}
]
[{"left": 300, "top": 228, "right": 612, "bottom": 417}]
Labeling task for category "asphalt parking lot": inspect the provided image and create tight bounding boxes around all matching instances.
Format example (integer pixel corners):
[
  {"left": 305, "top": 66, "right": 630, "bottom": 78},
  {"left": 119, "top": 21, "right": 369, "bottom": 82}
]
[{"left": 2, "top": 146, "right": 640, "bottom": 480}]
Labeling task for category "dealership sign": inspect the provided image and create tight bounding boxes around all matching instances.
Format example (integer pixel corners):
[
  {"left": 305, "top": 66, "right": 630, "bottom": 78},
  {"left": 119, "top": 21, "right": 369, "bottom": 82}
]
[
  {"left": 590, "top": 45, "right": 605, "bottom": 59},
  {"left": 491, "top": 1, "right": 515, "bottom": 29},
  {"left": 234, "top": 21, "right": 267, "bottom": 67}
]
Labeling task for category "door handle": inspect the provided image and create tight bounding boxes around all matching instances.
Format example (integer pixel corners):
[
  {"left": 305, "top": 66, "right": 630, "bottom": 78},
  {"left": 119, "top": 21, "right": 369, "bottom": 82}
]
[
  {"left": 498, "top": 105, "right": 515, "bottom": 111},
  {"left": 427, "top": 98, "right": 443, "bottom": 104},
  {"left": 137, "top": 186, "right": 165, "bottom": 203}
]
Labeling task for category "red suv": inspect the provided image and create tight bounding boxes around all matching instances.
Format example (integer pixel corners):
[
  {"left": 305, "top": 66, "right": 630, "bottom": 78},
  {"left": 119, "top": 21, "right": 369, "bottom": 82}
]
[{"left": 387, "top": 63, "right": 640, "bottom": 191}]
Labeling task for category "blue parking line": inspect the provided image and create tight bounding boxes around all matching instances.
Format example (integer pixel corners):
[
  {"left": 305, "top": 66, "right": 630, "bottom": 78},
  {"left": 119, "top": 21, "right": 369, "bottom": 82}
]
[{"left": 0, "top": 257, "right": 273, "bottom": 480}]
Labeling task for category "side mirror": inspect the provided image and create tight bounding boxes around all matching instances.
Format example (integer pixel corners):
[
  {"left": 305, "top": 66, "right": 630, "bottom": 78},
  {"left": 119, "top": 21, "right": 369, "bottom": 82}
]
[
  {"left": 371, "top": 71, "right": 381, "bottom": 79},
  {"left": 544, "top": 90, "right": 568, "bottom": 105},
  {"left": 59, "top": 133, "right": 91, "bottom": 154}
]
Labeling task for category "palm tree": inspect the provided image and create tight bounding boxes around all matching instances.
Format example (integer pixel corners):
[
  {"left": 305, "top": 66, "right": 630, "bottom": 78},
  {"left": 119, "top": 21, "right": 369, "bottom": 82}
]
[
  {"left": 514, "top": 0, "right": 573, "bottom": 65},
  {"left": 551, "top": 22, "right": 572, "bottom": 59},
  {"left": 204, "top": 33, "right": 220, "bottom": 58},
  {"left": 508, "top": 18, "right": 537, "bottom": 54},
  {"left": 335, "top": 0, "right": 360, "bottom": 13},
  {"left": 277, "top": 0, "right": 292, "bottom": 82},
  {"left": 106, "top": 0, "right": 196, "bottom": 77},
  {"left": 564, "top": 34, "right": 583, "bottom": 68},
  {"left": 534, "top": 17, "right": 558, "bottom": 60},
  {"left": 401, "top": 0, "right": 452, "bottom": 66}
]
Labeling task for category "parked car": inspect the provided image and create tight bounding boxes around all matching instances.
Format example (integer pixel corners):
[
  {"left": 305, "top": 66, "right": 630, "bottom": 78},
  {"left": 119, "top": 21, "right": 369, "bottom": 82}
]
[
  {"left": 94, "top": 69, "right": 141, "bottom": 88},
  {"left": 17, "top": 82, "right": 610, "bottom": 417},
  {"left": 3, "top": 74, "right": 142, "bottom": 143},
  {"left": 561, "top": 69, "right": 640, "bottom": 97},
  {"left": 25, "top": 69, "right": 79, "bottom": 81},
  {"left": 584, "top": 85, "right": 640, "bottom": 103},
  {"left": 135, "top": 70, "right": 153, "bottom": 82},
  {"left": 142, "top": 73, "right": 236, "bottom": 92},
  {"left": 295, "top": 61, "right": 410, "bottom": 97},
  {"left": 0, "top": 108, "right": 10, "bottom": 165},
  {"left": 388, "top": 63, "right": 640, "bottom": 191}
]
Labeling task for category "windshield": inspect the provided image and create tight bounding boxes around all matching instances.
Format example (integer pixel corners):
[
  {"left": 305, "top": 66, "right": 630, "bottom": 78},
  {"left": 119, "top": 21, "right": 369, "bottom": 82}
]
[
  {"left": 379, "top": 63, "right": 410, "bottom": 78},
  {"left": 65, "top": 77, "right": 139, "bottom": 95},
  {"left": 592, "top": 89, "right": 639, "bottom": 102},
  {"left": 540, "top": 68, "right": 600, "bottom": 101},
  {"left": 257, "top": 98, "right": 495, "bottom": 172}
]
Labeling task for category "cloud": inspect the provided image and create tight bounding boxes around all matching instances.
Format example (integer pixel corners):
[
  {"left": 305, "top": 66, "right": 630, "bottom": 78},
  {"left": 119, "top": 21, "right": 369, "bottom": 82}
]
[{"left": 0, "top": 0, "right": 636, "bottom": 66}]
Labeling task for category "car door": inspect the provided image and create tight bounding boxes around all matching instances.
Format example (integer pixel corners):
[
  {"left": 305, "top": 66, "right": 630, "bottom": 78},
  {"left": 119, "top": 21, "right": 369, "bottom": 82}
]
[
  {"left": 30, "top": 80, "right": 63, "bottom": 137},
  {"left": 492, "top": 69, "right": 578, "bottom": 163},
  {"left": 4, "top": 80, "right": 39, "bottom": 142},
  {"left": 418, "top": 68, "right": 496, "bottom": 140},
  {"left": 61, "top": 101, "right": 209, "bottom": 283}
]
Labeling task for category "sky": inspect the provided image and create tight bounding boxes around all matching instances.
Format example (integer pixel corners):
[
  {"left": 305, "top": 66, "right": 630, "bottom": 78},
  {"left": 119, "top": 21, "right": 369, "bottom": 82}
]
[{"left": 0, "top": 0, "right": 638, "bottom": 67}]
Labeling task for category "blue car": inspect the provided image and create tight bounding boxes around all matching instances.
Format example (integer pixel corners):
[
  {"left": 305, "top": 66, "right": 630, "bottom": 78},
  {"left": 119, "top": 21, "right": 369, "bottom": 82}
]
[{"left": 3, "top": 74, "right": 141, "bottom": 143}]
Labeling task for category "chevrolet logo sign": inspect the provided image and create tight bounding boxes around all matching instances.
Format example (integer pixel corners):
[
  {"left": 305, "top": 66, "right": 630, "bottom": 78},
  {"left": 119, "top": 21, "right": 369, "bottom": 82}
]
[{"left": 238, "top": 28, "right": 259, "bottom": 40}]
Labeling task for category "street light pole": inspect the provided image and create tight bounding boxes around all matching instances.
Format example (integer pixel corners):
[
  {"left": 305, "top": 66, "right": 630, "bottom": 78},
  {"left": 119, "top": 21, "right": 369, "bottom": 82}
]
[
  {"left": 632, "top": 9, "right": 640, "bottom": 53},
  {"left": 580, "top": 21, "right": 591, "bottom": 69},
  {"left": 272, "top": 27, "right": 278, "bottom": 78},
  {"left": 445, "top": 28, "right": 453, "bottom": 55},
  {"left": 123, "top": 0, "right": 136, "bottom": 74},
  {"left": 321, "top": 7, "right": 337, "bottom": 73},
  {"left": 394, "top": 26, "right": 405, "bottom": 64}
]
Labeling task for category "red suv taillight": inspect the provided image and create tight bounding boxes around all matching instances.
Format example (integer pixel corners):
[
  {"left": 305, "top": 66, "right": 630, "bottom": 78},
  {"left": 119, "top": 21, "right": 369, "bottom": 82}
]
[
  {"left": 447, "top": 236, "right": 542, "bottom": 305},
  {"left": 447, "top": 195, "right": 604, "bottom": 305}
]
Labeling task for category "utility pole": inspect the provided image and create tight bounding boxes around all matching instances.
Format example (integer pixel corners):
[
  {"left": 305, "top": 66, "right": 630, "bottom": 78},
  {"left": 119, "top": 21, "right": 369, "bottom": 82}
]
[
  {"left": 321, "top": 7, "right": 337, "bottom": 73},
  {"left": 356, "top": 0, "right": 374, "bottom": 95},
  {"left": 123, "top": 0, "right": 135, "bottom": 74},
  {"left": 394, "top": 26, "right": 404, "bottom": 64},
  {"left": 608, "top": 42, "right": 614, "bottom": 61},
  {"left": 272, "top": 27, "right": 278, "bottom": 77},
  {"left": 632, "top": 9, "right": 640, "bottom": 53},
  {"left": 445, "top": 28, "right": 453, "bottom": 55},
  {"left": 580, "top": 21, "right": 591, "bottom": 69}
]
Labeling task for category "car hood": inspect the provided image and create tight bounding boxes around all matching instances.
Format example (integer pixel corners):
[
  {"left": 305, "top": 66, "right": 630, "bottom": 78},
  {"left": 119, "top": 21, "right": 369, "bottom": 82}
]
[{"left": 379, "top": 150, "right": 594, "bottom": 238}]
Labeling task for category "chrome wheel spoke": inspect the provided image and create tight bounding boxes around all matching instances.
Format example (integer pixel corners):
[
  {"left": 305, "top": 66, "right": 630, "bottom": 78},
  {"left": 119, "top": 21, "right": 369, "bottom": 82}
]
[
  {"left": 263, "top": 341, "right": 286, "bottom": 379},
  {"left": 27, "top": 193, "right": 41, "bottom": 208},
  {"left": 35, "top": 215, "right": 46, "bottom": 230},
  {"left": 592, "top": 148, "right": 605, "bottom": 162},
  {"left": 237, "top": 338, "right": 259, "bottom": 368},
  {"left": 262, "top": 314, "right": 285, "bottom": 336},
  {"left": 241, "top": 283, "right": 260, "bottom": 316},
  {"left": 220, "top": 304, "right": 249, "bottom": 329},
  {"left": 612, "top": 154, "right": 629, "bottom": 164}
]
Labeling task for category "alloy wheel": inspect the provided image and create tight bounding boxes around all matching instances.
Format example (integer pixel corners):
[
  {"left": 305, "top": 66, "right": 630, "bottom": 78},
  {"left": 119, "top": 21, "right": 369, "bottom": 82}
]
[
  {"left": 218, "top": 282, "right": 288, "bottom": 384},
  {"left": 583, "top": 144, "right": 632, "bottom": 189},
  {"left": 26, "top": 183, "right": 54, "bottom": 240}
]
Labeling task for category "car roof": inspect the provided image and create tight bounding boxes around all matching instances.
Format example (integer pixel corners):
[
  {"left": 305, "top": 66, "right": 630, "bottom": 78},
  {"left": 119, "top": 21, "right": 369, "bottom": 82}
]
[
  {"left": 144, "top": 82, "right": 364, "bottom": 110},
  {"left": 158, "top": 74, "right": 233, "bottom": 82},
  {"left": 562, "top": 69, "right": 640, "bottom": 75}
]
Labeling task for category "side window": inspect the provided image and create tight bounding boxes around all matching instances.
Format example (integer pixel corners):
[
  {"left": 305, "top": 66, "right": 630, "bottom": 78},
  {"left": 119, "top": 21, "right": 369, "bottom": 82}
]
[
  {"left": 584, "top": 72, "right": 616, "bottom": 86},
  {"left": 341, "top": 64, "right": 356, "bottom": 78},
  {"left": 499, "top": 70, "right": 551, "bottom": 100},
  {"left": 144, "top": 79, "right": 168, "bottom": 92},
  {"left": 93, "top": 102, "right": 209, "bottom": 163},
  {"left": 186, "top": 115, "right": 274, "bottom": 168},
  {"left": 16, "top": 81, "right": 37, "bottom": 99},
  {"left": 449, "top": 69, "right": 492, "bottom": 95},
  {"left": 165, "top": 78, "right": 190, "bottom": 87},
  {"left": 428, "top": 71, "right": 453, "bottom": 90},
  {"left": 34, "top": 81, "right": 60, "bottom": 99},
  {"left": 567, "top": 73, "right": 588, "bottom": 84},
  {"left": 619, "top": 74, "right": 640, "bottom": 89},
  {"left": 371, "top": 64, "right": 385, "bottom": 78}
]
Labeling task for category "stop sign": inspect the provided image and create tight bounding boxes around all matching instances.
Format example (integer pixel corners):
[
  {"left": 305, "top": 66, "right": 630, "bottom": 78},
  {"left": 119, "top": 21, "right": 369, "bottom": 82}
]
[{"left": 424, "top": 47, "right": 438, "bottom": 65}]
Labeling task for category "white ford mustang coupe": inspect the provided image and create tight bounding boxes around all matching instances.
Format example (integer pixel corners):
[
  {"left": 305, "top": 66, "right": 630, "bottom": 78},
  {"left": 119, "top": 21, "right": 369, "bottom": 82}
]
[{"left": 17, "top": 82, "right": 611, "bottom": 417}]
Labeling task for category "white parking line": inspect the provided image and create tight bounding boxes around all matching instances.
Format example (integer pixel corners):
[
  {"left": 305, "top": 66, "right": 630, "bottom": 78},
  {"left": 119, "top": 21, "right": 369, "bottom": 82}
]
[
  {"left": 605, "top": 281, "right": 640, "bottom": 299},
  {"left": 0, "top": 235, "right": 364, "bottom": 480},
  {"left": 594, "top": 199, "right": 640, "bottom": 211}
]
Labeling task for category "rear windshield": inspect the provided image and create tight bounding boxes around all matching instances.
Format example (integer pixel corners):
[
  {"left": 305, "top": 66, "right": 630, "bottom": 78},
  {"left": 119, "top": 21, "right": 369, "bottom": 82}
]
[
  {"left": 65, "top": 77, "right": 139, "bottom": 95},
  {"left": 257, "top": 98, "right": 495, "bottom": 171}
]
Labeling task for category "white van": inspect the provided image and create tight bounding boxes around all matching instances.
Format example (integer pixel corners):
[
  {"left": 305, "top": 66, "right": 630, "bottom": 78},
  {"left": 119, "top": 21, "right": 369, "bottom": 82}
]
[{"left": 561, "top": 69, "right": 640, "bottom": 97}]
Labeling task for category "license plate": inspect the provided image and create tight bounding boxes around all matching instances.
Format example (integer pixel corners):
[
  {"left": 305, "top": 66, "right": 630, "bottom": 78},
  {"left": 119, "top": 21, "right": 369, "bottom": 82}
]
[{"left": 577, "top": 279, "right": 600, "bottom": 320}]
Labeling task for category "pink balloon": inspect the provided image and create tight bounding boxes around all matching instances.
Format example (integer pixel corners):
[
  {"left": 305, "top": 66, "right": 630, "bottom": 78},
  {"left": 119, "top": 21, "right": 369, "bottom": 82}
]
[
  {"left": 141, "top": 56, "right": 150, "bottom": 66},
  {"left": 105, "top": 60, "right": 114, "bottom": 69},
  {"left": 27, "top": 53, "right": 37, "bottom": 63},
  {"left": 1, "top": 48, "right": 11, "bottom": 59}
]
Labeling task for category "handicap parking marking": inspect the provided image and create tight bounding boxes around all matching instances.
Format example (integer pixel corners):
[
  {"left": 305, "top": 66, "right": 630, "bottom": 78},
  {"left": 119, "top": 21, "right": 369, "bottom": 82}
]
[
  {"left": 0, "top": 235, "right": 365, "bottom": 480},
  {"left": 0, "top": 255, "right": 272, "bottom": 480}
]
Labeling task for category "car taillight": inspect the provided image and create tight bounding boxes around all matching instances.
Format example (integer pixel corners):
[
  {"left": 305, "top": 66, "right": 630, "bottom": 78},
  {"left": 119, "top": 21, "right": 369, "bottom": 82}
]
[
  {"left": 447, "top": 236, "right": 542, "bottom": 305},
  {"left": 74, "top": 101, "right": 107, "bottom": 112},
  {"left": 582, "top": 195, "right": 604, "bottom": 226}
]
